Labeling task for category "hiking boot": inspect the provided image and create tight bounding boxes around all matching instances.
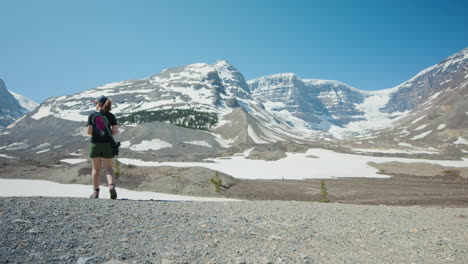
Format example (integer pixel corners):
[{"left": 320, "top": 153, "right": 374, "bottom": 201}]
[
  {"left": 90, "top": 188, "right": 100, "bottom": 198},
  {"left": 109, "top": 184, "right": 117, "bottom": 200}
]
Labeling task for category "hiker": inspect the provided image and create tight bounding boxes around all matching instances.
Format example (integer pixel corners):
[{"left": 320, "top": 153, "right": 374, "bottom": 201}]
[{"left": 87, "top": 96, "right": 119, "bottom": 199}]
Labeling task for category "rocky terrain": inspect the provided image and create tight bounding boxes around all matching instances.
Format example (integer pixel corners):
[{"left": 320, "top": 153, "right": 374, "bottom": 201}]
[{"left": 1, "top": 197, "right": 467, "bottom": 264}]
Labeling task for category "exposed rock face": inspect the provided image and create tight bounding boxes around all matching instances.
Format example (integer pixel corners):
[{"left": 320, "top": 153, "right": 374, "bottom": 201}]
[
  {"left": 248, "top": 74, "right": 366, "bottom": 128},
  {"left": 383, "top": 48, "right": 468, "bottom": 113},
  {"left": 213, "top": 60, "right": 251, "bottom": 99},
  {"left": 304, "top": 79, "right": 366, "bottom": 126},
  {"left": 0, "top": 79, "right": 29, "bottom": 129},
  {"left": 249, "top": 73, "right": 329, "bottom": 127}
]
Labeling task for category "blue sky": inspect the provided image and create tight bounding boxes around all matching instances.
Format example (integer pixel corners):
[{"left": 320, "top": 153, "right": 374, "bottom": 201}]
[{"left": 1, "top": 0, "right": 467, "bottom": 103}]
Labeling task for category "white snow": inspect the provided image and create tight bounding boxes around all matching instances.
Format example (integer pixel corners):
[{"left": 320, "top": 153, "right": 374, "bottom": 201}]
[
  {"left": 328, "top": 88, "right": 403, "bottom": 139},
  {"left": 303, "top": 79, "right": 361, "bottom": 92},
  {"left": 411, "top": 131, "right": 432, "bottom": 140},
  {"left": 263, "top": 101, "right": 286, "bottom": 111},
  {"left": 60, "top": 159, "right": 87, "bottom": 164},
  {"left": 437, "top": 124, "right": 447, "bottom": 130},
  {"left": 414, "top": 124, "right": 429, "bottom": 131},
  {"left": 8, "top": 90, "right": 39, "bottom": 112},
  {"left": 352, "top": 148, "right": 439, "bottom": 155},
  {"left": 34, "top": 143, "right": 51, "bottom": 150},
  {"left": 6, "top": 142, "right": 28, "bottom": 151},
  {"left": 36, "top": 149, "right": 50, "bottom": 154},
  {"left": 30, "top": 105, "right": 53, "bottom": 120},
  {"left": 130, "top": 139, "right": 172, "bottom": 151},
  {"left": 411, "top": 115, "right": 426, "bottom": 124},
  {"left": 0, "top": 179, "right": 240, "bottom": 201},
  {"left": 454, "top": 137, "right": 468, "bottom": 145},
  {"left": 118, "top": 148, "right": 468, "bottom": 180},
  {"left": 0, "top": 154, "right": 14, "bottom": 159},
  {"left": 184, "top": 141, "right": 212, "bottom": 147},
  {"left": 120, "top": 141, "right": 131, "bottom": 148},
  {"left": 398, "top": 142, "right": 413, "bottom": 148}
]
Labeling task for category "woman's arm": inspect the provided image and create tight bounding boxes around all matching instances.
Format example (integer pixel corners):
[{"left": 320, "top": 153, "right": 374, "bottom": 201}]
[
  {"left": 87, "top": 125, "right": 93, "bottom": 136},
  {"left": 112, "top": 125, "right": 119, "bottom": 135}
]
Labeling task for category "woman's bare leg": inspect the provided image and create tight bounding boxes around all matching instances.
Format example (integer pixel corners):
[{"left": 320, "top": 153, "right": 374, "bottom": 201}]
[
  {"left": 103, "top": 158, "right": 117, "bottom": 199},
  {"left": 91, "top": 157, "right": 102, "bottom": 190},
  {"left": 103, "top": 158, "right": 115, "bottom": 187}
]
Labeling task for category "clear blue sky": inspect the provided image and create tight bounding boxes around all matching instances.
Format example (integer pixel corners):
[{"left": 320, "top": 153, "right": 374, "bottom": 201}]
[{"left": 1, "top": 0, "right": 467, "bottom": 103}]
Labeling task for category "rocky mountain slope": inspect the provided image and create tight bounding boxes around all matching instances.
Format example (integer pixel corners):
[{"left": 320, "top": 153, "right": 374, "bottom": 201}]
[
  {"left": 342, "top": 48, "right": 468, "bottom": 152},
  {"left": 248, "top": 74, "right": 366, "bottom": 129},
  {"left": 0, "top": 48, "right": 466, "bottom": 160},
  {"left": 0, "top": 79, "right": 38, "bottom": 129}
]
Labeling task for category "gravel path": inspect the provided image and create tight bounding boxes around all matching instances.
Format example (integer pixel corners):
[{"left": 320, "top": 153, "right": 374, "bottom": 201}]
[{"left": 1, "top": 197, "right": 467, "bottom": 264}]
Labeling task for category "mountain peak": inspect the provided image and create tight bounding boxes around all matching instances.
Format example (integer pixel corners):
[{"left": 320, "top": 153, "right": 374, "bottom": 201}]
[{"left": 214, "top": 59, "right": 232, "bottom": 66}]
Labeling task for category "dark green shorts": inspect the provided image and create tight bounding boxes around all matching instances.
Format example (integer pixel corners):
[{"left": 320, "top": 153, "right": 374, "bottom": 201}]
[{"left": 89, "top": 143, "right": 114, "bottom": 159}]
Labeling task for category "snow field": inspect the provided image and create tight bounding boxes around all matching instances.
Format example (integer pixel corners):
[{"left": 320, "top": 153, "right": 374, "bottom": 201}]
[
  {"left": 0, "top": 179, "right": 240, "bottom": 202},
  {"left": 118, "top": 148, "right": 468, "bottom": 180}
]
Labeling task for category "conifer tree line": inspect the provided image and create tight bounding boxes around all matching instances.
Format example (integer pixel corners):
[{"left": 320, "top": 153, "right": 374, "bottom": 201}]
[{"left": 117, "top": 109, "right": 218, "bottom": 131}]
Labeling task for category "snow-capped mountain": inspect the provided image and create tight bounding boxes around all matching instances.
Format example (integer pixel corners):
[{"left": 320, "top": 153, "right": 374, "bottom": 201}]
[
  {"left": 248, "top": 74, "right": 368, "bottom": 129},
  {"left": 8, "top": 90, "right": 39, "bottom": 112},
  {"left": 0, "top": 48, "right": 466, "bottom": 160},
  {"left": 360, "top": 48, "right": 468, "bottom": 150},
  {"left": 249, "top": 48, "right": 468, "bottom": 144},
  {"left": 0, "top": 61, "right": 313, "bottom": 160},
  {"left": 0, "top": 78, "right": 38, "bottom": 129}
]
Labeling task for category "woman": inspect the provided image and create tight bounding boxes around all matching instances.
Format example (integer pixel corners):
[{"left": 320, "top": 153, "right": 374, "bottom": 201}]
[{"left": 87, "top": 96, "right": 119, "bottom": 199}]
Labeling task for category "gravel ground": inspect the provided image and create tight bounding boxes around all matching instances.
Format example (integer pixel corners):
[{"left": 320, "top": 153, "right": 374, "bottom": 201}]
[{"left": 1, "top": 197, "right": 467, "bottom": 264}]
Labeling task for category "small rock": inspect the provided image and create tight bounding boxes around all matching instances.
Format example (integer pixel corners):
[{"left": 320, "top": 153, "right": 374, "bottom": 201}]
[
  {"left": 102, "top": 260, "right": 124, "bottom": 264},
  {"left": 77, "top": 256, "right": 97, "bottom": 264},
  {"left": 27, "top": 228, "right": 42, "bottom": 234},
  {"left": 161, "top": 259, "right": 174, "bottom": 264},
  {"left": 12, "top": 219, "right": 31, "bottom": 224}
]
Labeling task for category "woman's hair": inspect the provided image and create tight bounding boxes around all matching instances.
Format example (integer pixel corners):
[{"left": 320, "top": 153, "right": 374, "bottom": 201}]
[{"left": 97, "top": 99, "right": 112, "bottom": 112}]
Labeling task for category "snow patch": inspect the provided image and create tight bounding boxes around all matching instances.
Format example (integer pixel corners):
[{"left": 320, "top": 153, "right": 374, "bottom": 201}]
[
  {"left": 120, "top": 141, "right": 131, "bottom": 148},
  {"left": 184, "top": 141, "right": 212, "bottom": 147},
  {"left": 411, "top": 131, "right": 432, "bottom": 140},
  {"left": 34, "top": 143, "right": 51, "bottom": 150},
  {"left": 414, "top": 124, "right": 429, "bottom": 131},
  {"left": 60, "top": 159, "right": 87, "bottom": 164},
  {"left": 398, "top": 142, "right": 413, "bottom": 148},
  {"left": 31, "top": 105, "right": 53, "bottom": 120},
  {"left": 130, "top": 139, "right": 172, "bottom": 151},
  {"left": 437, "top": 124, "right": 447, "bottom": 130},
  {"left": 36, "top": 149, "right": 50, "bottom": 154},
  {"left": 6, "top": 142, "right": 28, "bottom": 151},
  {"left": 411, "top": 115, "right": 426, "bottom": 124},
  {"left": 454, "top": 137, "right": 468, "bottom": 145},
  {"left": 0, "top": 154, "right": 15, "bottom": 159}
]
